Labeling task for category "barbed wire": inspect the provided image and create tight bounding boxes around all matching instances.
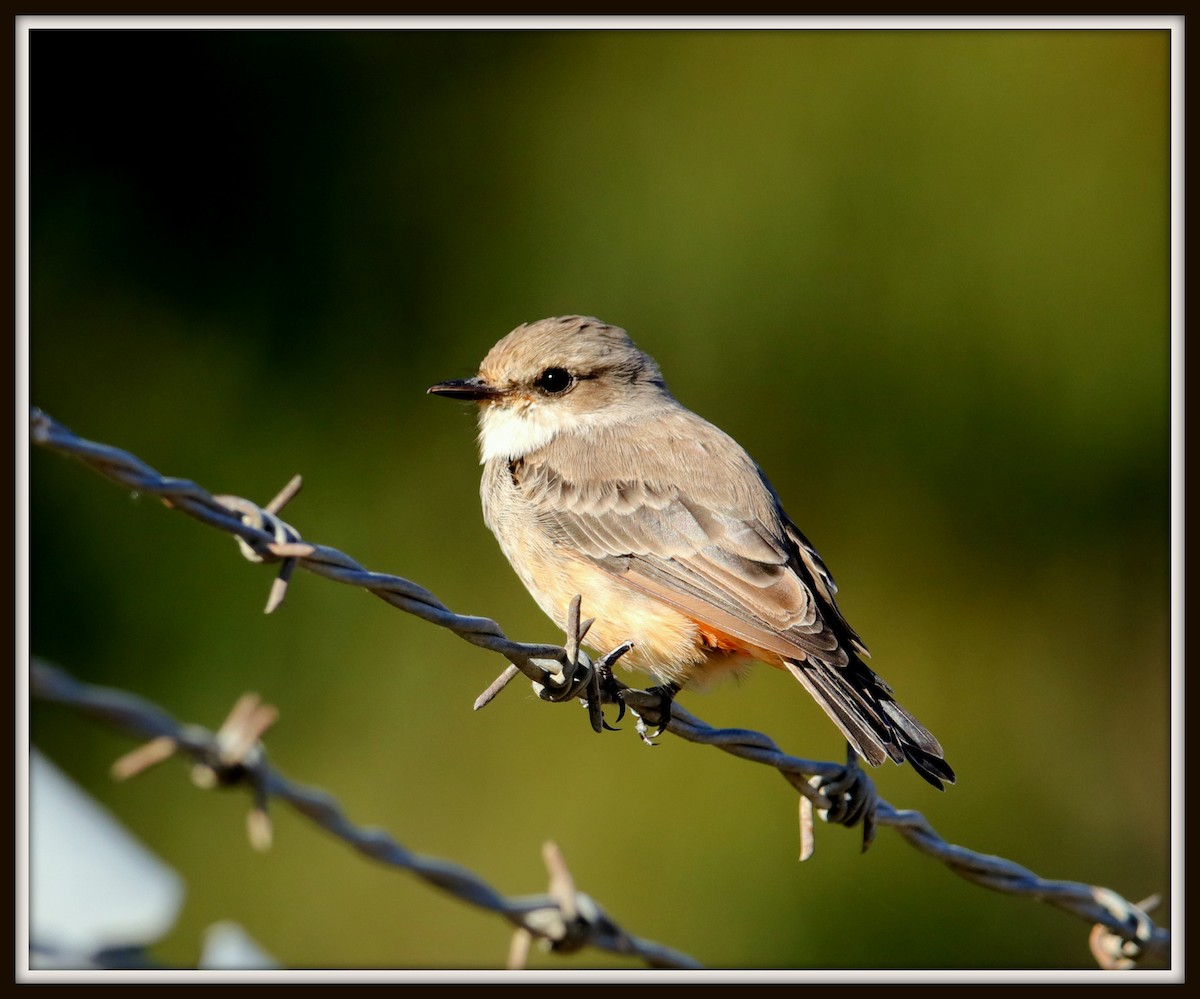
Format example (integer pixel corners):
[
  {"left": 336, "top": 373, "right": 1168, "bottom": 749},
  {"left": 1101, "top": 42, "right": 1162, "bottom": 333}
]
[
  {"left": 27, "top": 407, "right": 1171, "bottom": 970},
  {"left": 28, "top": 659, "right": 702, "bottom": 970}
]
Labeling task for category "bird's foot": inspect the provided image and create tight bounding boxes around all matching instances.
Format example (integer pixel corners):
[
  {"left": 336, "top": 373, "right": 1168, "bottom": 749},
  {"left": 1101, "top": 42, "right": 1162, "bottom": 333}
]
[
  {"left": 632, "top": 681, "right": 680, "bottom": 745},
  {"left": 810, "top": 743, "right": 879, "bottom": 853},
  {"left": 581, "top": 640, "right": 635, "bottom": 733},
  {"left": 584, "top": 649, "right": 630, "bottom": 733}
]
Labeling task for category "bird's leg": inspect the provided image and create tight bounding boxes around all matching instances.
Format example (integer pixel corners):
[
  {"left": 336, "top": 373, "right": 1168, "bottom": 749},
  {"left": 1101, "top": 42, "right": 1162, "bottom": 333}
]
[{"left": 632, "top": 681, "right": 681, "bottom": 743}]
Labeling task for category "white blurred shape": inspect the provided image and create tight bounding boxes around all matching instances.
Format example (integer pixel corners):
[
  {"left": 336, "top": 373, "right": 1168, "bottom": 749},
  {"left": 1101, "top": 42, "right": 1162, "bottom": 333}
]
[
  {"left": 199, "top": 920, "right": 278, "bottom": 969},
  {"left": 29, "top": 748, "right": 185, "bottom": 960}
]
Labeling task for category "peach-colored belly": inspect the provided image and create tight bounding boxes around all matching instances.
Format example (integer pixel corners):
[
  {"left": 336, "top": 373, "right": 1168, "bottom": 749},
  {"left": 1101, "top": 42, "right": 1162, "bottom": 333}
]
[{"left": 515, "top": 550, "right": 756, "bottom": 689}]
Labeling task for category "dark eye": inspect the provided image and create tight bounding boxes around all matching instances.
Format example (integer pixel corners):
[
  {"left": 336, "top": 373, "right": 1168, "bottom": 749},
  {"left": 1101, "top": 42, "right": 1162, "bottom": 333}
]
[{"left": 535, "top": 367, "right": 573, "bottom": 394}]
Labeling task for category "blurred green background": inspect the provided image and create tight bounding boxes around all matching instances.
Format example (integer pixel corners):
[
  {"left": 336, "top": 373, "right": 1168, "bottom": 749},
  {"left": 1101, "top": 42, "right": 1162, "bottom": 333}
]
[{"left": 27, "top": 27, "right": 1172, "bottom": 972}]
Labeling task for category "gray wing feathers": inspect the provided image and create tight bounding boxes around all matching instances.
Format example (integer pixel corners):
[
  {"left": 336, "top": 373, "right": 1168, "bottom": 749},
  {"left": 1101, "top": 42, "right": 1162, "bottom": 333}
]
[
  {"left": 506, "top": 416, "right": 954, "bottom": 788},
  {"left": 518, "top": 453, "right": 843, "bottom": 659}
]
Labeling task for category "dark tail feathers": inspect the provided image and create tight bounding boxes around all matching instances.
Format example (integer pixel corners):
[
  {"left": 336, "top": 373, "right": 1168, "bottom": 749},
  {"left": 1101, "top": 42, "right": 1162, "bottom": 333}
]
[{"left": 784, "top": 656, "right": 956, "bottom": 790}]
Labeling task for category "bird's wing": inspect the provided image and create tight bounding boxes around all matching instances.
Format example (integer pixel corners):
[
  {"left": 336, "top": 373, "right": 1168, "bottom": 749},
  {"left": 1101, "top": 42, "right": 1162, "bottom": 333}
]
[
  {"left": 509, "top": 413, "right": 954, "bottom": 785},
  {"left": 512, "top": 414, "right": 860, "bottom": 666}
]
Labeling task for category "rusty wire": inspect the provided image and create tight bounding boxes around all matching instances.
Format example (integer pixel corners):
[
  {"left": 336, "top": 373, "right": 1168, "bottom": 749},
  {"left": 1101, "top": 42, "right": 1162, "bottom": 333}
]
[{"left": 27, "top": 406, "right": 1172, "bottom": 970}]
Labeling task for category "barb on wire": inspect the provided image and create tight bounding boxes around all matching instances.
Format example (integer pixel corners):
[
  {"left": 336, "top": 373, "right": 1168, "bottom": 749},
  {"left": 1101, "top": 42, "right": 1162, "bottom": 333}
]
[
  {"left": 28, "top": 408, "right": 842, "bottom": 804},
  {"left": 28, "top": 407, "right": 1171, "bottom": 970},
  {"left": 29, "top": 408, "right": 573, "bottom": 697},
  {"left": 29, "top": 660, "right": 702, "bottom": 970}
]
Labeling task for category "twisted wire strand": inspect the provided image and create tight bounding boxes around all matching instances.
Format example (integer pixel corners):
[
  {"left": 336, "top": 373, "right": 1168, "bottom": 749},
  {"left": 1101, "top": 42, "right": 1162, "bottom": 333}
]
[
  {"left": 27, "top": 407, "right": 1171, "bottom": 970},
  {"left": 28, "top": 660, "right": 702, "bottom": 970}
]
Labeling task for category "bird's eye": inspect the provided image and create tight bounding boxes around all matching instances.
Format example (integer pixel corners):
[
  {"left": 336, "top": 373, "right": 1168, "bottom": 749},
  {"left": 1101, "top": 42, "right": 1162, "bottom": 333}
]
[{"left": 535, "top": 367, "right": 573, "bottom": 394}]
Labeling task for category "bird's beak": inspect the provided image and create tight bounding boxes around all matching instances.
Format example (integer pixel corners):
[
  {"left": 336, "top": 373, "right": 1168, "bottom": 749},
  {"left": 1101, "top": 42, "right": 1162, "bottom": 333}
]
[{"left": 426, "top": 376, "right": 505, "bottom": 401}]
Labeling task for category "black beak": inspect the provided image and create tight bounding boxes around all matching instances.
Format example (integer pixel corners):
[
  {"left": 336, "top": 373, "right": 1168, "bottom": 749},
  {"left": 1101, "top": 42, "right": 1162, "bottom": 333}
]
[{"left": 426, "top": 376, "right": 505, "bottom": 401}]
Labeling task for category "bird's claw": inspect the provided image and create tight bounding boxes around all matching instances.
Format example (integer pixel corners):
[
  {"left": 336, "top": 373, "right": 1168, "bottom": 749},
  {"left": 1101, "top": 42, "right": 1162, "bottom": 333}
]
[
  {"left": 585, "top": 675, "right": 624, "bottom": 733},
  {"left": 600, "top": 687, "right": 626, "bottom": 730},
  {"left": 582, "top": 640, "right": 634, "bottom": 733},
  {"left": 810, "top": 745, "right": 878, "bottom": 852},
  {"left": 632, "top": 682, "right": 679, "bottom": 744}
]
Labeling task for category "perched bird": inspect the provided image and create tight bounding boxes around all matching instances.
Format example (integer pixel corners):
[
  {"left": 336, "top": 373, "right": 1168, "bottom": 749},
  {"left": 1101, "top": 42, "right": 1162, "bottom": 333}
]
[{"left": 429, "top": 316, "right": 954, "bottom": 789}]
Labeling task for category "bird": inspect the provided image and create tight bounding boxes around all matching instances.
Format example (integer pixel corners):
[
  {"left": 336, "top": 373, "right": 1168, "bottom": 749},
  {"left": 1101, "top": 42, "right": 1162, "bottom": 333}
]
[{"left": 428, "top": 315, "right": 955, "bottom": 789}]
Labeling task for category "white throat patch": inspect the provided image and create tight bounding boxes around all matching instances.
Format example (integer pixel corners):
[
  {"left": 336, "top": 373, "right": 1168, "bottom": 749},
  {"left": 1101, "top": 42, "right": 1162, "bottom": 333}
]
[{"left": 478, "top": 401, "right": 564, "bottom": 463}]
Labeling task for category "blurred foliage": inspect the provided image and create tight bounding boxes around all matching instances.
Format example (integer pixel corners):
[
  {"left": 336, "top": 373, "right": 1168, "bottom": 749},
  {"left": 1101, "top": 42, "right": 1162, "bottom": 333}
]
[{"left": 27, "top": 27, "right": 1171, "bottom": 972}]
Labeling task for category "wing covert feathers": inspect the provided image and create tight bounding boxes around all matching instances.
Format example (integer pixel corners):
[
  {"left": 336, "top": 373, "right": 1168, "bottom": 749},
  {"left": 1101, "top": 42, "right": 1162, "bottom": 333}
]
[{"left": 504, "top": 415, "right": 954, "bottom": 788}]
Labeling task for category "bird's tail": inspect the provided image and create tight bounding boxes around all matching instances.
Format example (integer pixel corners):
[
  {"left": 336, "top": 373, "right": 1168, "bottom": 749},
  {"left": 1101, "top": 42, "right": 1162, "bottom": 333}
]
[{"left": 784, "top": 656, "right": 955, "bottom": 790}]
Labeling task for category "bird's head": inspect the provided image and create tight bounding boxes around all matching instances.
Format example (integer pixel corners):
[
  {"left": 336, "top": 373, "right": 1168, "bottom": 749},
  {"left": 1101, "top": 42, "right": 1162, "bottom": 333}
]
[{"left": 428, "top": 315, "right": 669, "bottom": 463}]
